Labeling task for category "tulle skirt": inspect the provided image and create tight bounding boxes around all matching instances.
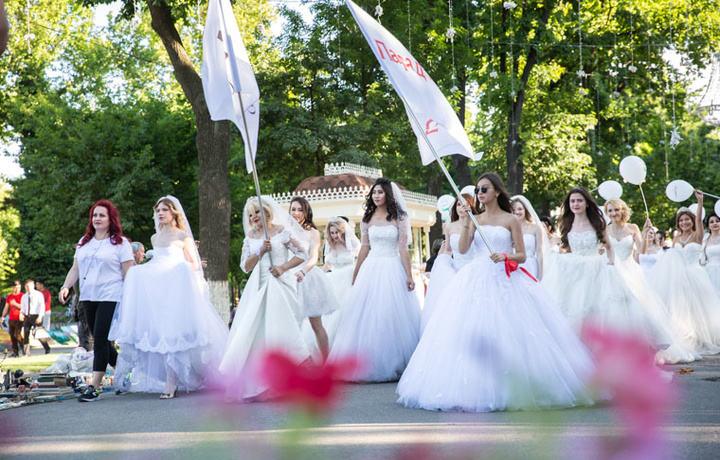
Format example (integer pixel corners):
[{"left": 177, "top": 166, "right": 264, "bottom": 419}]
[
  {"left": 327, "top": 255, "right": 421, "bottom": 382},
  {"left": 650, "top": 252, "right": 720, "bottom": 355},
  {"left": 110, "top": 256, "right": 228, "bottom": 393},
  {"left": 705, "top": 264, "right": 720, "bottom": 298},
  {"left": 543, "top": 253, "right": 671, "bottom": 350},
  {"left": 297, "top": 269, "right": 339, "bottom": 318},
  {"left": 397, "top": 260, "right": 595, "bottom": 412},
  {"left": 519, "top": 255, "right": 539, "bottom": 280},
  {"left": 324, "top": 263, "right": 355, "bottom": 346},
  {"left": 613, "top": 256, "right": 699, "bottom": 364},
  {"left": 421, "top": 254, "right": 455, "bottom": 334}
]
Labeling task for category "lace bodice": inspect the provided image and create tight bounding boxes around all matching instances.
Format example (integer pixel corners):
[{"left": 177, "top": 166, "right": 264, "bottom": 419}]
[
  {"left": 638, "top": 252, "right": 660, "bottom": 270},
  {"left": 361, "top": 217, "right": 409, "bottom": 258},
  {"left": 449, "top": 232, "right": 475, "bottom": 269},
  {"left": 609, "top": 235, "right": 634, "bottom": 262},
  {"left": 240, "top": 229, "right": 305, "bottom": 273},
  {"left": 673, "top": 242, "right": 703, "bottom": 266},
  {"left": 706, "top": 244, "right": 720, "bottom": 267},
  {"left": 471, "top": 225, "right": 513, "bottom": 256},
  {"left": 522, "top": 233, "right": 537, "bottom": 258},
  {"left": 567, "top": 231, "right": 602, "bottom": 256},
  {"left": 326, "top": 250, "right": 354, "bottom": 268}
]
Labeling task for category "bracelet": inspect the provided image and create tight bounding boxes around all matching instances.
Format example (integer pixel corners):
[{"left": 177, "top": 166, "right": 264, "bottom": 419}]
[{"left": 300, "top": 270, "right": 305, "bottom": 276}]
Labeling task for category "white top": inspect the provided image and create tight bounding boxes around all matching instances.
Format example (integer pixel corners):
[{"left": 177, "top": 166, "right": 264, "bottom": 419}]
[
  {"left": 75, "top": 236, "right": 134, "bottom": 302},
  {"left": 21, "top": 289, "right": 45, "bottom": 316}
]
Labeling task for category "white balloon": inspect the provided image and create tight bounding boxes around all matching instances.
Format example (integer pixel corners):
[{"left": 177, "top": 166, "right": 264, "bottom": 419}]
[
  {"left": 436, "top": 194, "right": 455, "bottom": 213},
  {"left": 688, "top": 203, "right": 706, "bottom": 221},
  {"left": 715, "top": 200, "right": 720, "bottom": 218},
  {"left": 665, "top": 180, "right": 695, "bottom": 202},
  {"left": 619, "top": 155, "right": 647, "bottom": 185},
  {"left": 460, "top": 185, "right": 476, "bottom": 196},
  {"left": 597, "top": 180, "right": 623, "bottom": 200}
]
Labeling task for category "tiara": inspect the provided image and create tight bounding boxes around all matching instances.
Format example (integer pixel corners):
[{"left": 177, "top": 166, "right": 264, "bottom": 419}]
[{"left": 676, "top": 206, "right": 694, "bottom": 216}]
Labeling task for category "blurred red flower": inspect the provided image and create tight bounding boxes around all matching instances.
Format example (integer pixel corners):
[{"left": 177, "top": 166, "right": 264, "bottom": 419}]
[{"left": 258, "top": 349, "right": 363, "bottom": 414}]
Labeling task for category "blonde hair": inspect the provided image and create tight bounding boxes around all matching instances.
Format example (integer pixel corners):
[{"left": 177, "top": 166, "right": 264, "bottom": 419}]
[
  {"left": 245, "top": 198, "right": 274, "bottom": 227},
  {"left": 603, "top": 198, "right": 631, "bottom": 223},
  {"left": 154, "top": 198, "right": 187, "bottom": 231},
  {"left": 325, "top": 220, "right": 347, "bottom": 247}
]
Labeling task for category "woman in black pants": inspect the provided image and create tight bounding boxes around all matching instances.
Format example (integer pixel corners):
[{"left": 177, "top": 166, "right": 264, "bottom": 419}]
[{"left": 59, "top": 200, "right": 134, "bottom": 402}]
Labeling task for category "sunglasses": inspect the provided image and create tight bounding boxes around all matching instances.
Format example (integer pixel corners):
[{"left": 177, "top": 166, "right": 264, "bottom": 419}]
[{"left": 475, "top": 185, "right": 490, "bottom": 195}]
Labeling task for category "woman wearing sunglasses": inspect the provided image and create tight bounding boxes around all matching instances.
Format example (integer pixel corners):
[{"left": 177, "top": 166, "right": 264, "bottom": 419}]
[{"left": 397, "top": 173, "right": 595, "bottom": 412}]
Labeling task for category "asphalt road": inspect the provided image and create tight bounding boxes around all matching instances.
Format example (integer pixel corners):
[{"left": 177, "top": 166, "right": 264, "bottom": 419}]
[{"left": 1, "top": 354, "right": 719, "bottom": 459}]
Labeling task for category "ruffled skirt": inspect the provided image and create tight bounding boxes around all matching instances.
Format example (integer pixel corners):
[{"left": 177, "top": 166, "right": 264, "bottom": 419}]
[
  {"left": 420, "top": 254, "right": 455, "bottom": 334},
  {"left": 297, "top": 269, "right": 339, "bottom": 318}
]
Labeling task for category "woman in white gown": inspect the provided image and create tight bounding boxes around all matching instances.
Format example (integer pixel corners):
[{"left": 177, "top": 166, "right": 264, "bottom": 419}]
[
  {"left": 703, "top": 211, "right": 720, "bottom": 297},
  {"left": 397, "top": 173, "right": 595, "bottom": 412},
  {"left": 543, "top": 188, "right": 671, "bottom": 352},
  {"left": 327, "top": 178, "right": 421, "bottom": 382},
  {"left": 289, "top": 197, "right": 339, "bottom": 362},
  {"left": 111, "top": 196, "right": 229, "bottom": 398},
  {"left": 649, "top": 191, "right": 720, "bottom": 355},
  {"left": 322, "top": 218, "right": 360, "bottom": 345},
  {"left": 639, "top": 225, "right": 664, "bottom": 280},
  {"left": 511, "top": 195, "right": 546, "bottom": 280},
  {"left": 219, "top": 196, "right": 311, "bottom": 400},
  {"left": 603, "top": 198, "right": 698, "bottom": 364},
  {"left": 421, "top": 193, "right": 475, "bottom": 333}
]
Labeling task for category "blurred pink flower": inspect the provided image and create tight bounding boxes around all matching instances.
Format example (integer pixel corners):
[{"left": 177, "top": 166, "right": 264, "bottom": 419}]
[
  {"left": 581, "top": 325, "right": 677, "bottom": 460},
  {"left": 258, "top": 349, "right": 363, "bottom": 414}
]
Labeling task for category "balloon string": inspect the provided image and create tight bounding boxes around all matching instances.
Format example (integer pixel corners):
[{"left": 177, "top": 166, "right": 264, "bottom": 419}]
[{"left": 638, "top": 183, "right": 650, "bottom": 221}]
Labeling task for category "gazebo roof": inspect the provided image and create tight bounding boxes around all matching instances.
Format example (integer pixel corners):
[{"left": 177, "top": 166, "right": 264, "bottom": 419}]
[{"left": 294, "top": 173, "right": 376, "bottom": 193}]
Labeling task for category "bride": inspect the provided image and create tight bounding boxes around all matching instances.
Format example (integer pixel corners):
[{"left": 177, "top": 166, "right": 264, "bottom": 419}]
[
  {"left": 110, "top": 196, "right": 229, "bottom": 399},
  {"left": 219, "top": 196, "right": 311, "bottom": 400}
]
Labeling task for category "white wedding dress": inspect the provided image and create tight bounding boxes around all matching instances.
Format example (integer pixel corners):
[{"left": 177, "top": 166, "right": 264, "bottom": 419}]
[
  {"left": 322, "top": 249, "right": 356, "bottom": 345},
  {"left": 219, "top": 230, "right": 312, "bottom": 399},
  {"left": 327, "top": 218, "right": 421, "bottom": 382},
  {"left": 609, "top": 236, "right": 698, "bottom": 364},
  {"left": 704, "top": 243, "right": 720, "bottom": 297},
  {"left": 397, "top": 226, "right": 595, "bottom": 412},
  {"left": 649, "top": 243, "right": 720, "bottom": 355},
  {"left": 111, "top": 246, "right": 229, "bottom": 393},
  {"left": 519, "top": 233, "right": 539, "bottom": 279},
  {"left": 638, "top": 252, "right": 662, "bottom": 280},
  {"left": 543, "top": 231, "right": 671, "bottom": 350}
]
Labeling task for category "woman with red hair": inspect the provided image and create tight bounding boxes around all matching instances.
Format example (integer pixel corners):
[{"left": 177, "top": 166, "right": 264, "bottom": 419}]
[{"left": 59, "top": 200, "right": 134, "bottom": 402}]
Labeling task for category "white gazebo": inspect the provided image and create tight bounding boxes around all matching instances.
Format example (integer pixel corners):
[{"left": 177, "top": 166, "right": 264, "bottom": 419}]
[{"left": 273, "top": 162, "right": 438, "bottom": 265}]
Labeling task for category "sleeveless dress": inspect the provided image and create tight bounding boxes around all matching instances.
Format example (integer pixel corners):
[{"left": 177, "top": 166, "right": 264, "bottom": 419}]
[
  {"left": 609, "top": 236, "right": 698, "bottom": 364},
  {"left": 704, "top": 243, "right": 720, "bottom": 298},
  {"left": 111, "top": 246, "right": 229, "bottom": 393},
  {"left": 327, "top": 218, "right": 421, "bottom": 382},
  {"left": 519, "top": 233, "right": 539, "bottom": 279},
  {"left": 323, "top": 249, "right": 356, "bottom": 345},
  {"left": 219, "top": 230, "right": 312, "bottom": 400},
  {"left": 397, "top": 225, "right": 595, "bottom": 412},
  {"left": 638, "top": 252, "right": 662, "bottom": 280},
  {"left": 420, "top": 232, "right": 471, "bottom": 334},
  {"left": 543, "top": 231, "right": 671, "bottom": 350},
  {"left": 649, "top": 243, "right": 720, "bottom": 355}
]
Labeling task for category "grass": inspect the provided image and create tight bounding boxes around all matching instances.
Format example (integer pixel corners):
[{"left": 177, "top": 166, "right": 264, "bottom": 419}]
[{"left": 0, "top": 352, "right": 60, "bottom": 373}]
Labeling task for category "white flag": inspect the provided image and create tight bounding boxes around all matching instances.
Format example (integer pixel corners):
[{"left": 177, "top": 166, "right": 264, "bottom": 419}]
[
  {"left": 201, "top": 0, "right": 260, "bottom": 173},
  {"left": 345, "top": 0, "right": 480, "bottom": 165}
]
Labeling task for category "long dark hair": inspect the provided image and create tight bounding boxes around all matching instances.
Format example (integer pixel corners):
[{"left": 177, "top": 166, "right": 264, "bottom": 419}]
[
  {"left": 475, "top": 173, "right": 512, "bottom": 214},
  {"left": 362, "top": 178, "right": 407, "bottom": 223},
  {"left": 289, "top": 196, "right": 317, "bottom": 230},
  {"left": 78, "top": 200, "right": 125, "bottom": 247},
  {"left": 560, "top": 187, "right": 606, "bottom": 248}
]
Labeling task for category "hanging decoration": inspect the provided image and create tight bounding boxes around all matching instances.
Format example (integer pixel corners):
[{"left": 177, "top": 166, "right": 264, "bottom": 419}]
[
  {"left": 375, "top": 1, "right": 383, "bottom": 19},
  {"left": 24, "top": 0, "right": 36, "bottom": 54},
  {"left": 576, "top": 0, "right": 586, "bottom": 96},
  {"left": 447, "top": 0, "right": 458, "bottom": 93}
]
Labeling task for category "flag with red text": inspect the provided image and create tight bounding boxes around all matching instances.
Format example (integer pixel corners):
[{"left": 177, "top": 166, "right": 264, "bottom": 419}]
[
  {"left": 201, "top": 0, "right": 259, "bottom": 173},
  {"left": 345, "top": 0, "right": 480, "bottom": 165}
]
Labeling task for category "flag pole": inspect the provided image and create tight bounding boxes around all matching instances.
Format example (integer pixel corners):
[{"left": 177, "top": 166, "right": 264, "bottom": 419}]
[
  {"left": 401, "top": 98, "right": 495, "bottom": 254},
  {"left": 217, "top": 0, "right": 272, "bottom": 264}
]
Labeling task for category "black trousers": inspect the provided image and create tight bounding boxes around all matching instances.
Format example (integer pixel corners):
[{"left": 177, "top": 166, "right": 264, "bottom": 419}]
[
  {"left": 9, "top": 319, "right": 23, "bottom": 354},
  {"left": 22, "top": 314, "right": 50, "bottom": 352},
  {"left": 80, "top": 301, "right": 118, "bottom": 372}
]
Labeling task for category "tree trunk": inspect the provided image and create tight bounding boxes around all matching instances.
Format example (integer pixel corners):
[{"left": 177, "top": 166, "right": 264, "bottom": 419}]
[
  {"left": 427, "top": 174, "right": 443, "bottom": 245},
  {"left": 451, "top": 71, "right": 472, "bottom": 186},
  {"left": 147, "top": 1, "right": 231, "bottom": 322}
]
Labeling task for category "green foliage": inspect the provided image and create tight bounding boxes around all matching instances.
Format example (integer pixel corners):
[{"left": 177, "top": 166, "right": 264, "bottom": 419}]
[{"left": 0, "top": 182, "right": 20, "bottom": 295}]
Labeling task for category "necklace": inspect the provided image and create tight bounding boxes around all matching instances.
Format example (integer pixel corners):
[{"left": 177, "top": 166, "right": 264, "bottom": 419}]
[
  {"left": 709, "top": 234, "right": 720, "bottom": 245},
  {"left": 611, "top": 224, "right": 624, "bottom": 237},
  {"left": 678, "top": 233, "right": 693, "bottom": 245}
]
